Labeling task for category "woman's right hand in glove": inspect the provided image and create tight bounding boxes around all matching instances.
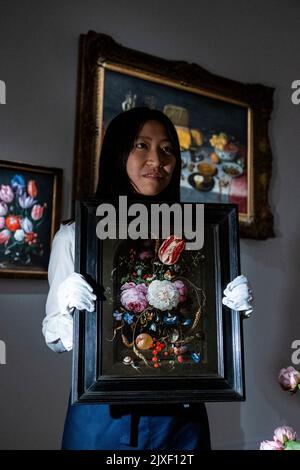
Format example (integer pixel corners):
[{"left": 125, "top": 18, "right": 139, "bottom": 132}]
[{"left": 57, "top": 272, "right": 97, "bottom": 316}]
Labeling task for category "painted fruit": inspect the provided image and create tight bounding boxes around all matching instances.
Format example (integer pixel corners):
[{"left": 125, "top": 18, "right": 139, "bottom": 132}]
[{"left": 135, "top": 333, "right": 153, "bottom": 350}]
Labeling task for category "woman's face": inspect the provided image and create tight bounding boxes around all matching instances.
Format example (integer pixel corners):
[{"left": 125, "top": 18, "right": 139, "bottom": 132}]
[{"left": 126, "top": 120, "right": 177, "bottom": 196}]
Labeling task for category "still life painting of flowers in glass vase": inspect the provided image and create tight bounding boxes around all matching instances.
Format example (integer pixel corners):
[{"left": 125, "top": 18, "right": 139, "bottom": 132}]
[{"left": 101, "top": 230, "right": 219, "bottom": 377}]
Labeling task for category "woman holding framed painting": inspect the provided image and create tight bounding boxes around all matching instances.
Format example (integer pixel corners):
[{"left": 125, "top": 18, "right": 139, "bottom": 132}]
[{"left": 42, "top": 107, "right": 253, "bottom": 450}]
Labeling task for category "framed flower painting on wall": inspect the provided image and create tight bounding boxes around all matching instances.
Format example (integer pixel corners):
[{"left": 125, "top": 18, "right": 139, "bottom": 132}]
[
  {"left": 72, "top": 200, "right": 245, "bottom": 404},
  {"left": 0, "top": 160, "right": 62, "bottom": 278}
]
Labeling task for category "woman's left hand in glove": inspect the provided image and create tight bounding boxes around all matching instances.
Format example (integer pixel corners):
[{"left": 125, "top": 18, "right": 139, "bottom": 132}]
[{"left": 222, "top": 275, "right": 253, "bottom": 318}]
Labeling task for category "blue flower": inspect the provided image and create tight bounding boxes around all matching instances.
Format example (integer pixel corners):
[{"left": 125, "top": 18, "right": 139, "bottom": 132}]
[
  {"left": 191, "top": 352, "right": 201, "bottom": 363},
  {"left": 11, "top": 174, "right": 25, "bottom": 195},
  {"left": 149, "top": 322, "right": 157, "bottom": 332},
  {"left": 113, "top": 311, "right": 123, "bottom": 321},
  {"left": 182, "top": 319, "right": 192, "bottom": 326},
  {"left": 123, "top": 312, "right": 134, "bottom": 325},
  {"left": 163, "top": 313, "right": 178, "bottom": 325}
]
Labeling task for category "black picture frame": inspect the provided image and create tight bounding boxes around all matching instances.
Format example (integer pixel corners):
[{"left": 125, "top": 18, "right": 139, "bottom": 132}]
[{"left": 72, "top": 200, "right": 245, "bottom": 404}]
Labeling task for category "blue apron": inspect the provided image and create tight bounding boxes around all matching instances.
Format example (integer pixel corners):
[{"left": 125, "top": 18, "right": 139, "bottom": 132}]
[{"left": 62, "top": 400, "right": 211, "bottom": 450}]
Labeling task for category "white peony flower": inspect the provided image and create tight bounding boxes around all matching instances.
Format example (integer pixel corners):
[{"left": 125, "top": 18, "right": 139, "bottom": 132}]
[{"left": 147, "top": 280, "right": 179, "bottom": 311}]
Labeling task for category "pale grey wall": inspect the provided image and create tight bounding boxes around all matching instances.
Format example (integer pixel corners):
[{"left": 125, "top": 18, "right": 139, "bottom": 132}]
[{"left": 0, "top": 0, "right": 299, "bottom": 450}]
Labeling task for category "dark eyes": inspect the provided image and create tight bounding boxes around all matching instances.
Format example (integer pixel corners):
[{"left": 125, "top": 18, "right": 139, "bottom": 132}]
[
  {"left": 162, "top": 145, "right": 174, "bottom": 155},
  {"left": 135, "top": 142, "right": 147, "bottom": 150},
  {"left": 135, "top": 142, "right": 174, "bottom": 155}
]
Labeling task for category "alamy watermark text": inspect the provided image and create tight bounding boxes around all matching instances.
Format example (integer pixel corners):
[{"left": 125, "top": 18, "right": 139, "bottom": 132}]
[
  {"left": 291, "top": 340, "right": 300, "bottom": 365},
  {"left": 0, "top": 340, "right": 6, "bottom": 364},
  {"left": 291, "top": 80, "right": 300, "bottom": 105},
  {"left": 96, "top": 197, "right": 204, "bottom": 250},
  {"left": 0, "top": 80, "right": 6, "bottom": 104}
]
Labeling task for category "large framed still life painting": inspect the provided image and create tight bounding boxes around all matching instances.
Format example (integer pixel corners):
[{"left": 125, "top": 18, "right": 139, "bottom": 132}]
[
  {"left": 73, "top": 31, "right": 274, "bottom": 239},
  {"left": 72, "top": 200, "right": 245, "bottom": 404}
]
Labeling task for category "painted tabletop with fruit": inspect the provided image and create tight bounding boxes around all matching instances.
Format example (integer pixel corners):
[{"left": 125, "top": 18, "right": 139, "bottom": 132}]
[{"left": 177, "top": 128, "right": 247, "bottom": 210}]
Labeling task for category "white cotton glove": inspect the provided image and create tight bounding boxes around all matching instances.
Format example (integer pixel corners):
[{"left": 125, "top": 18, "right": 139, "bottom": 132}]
[
  {"left": 222, "top": 275, "right": 253, "bottom": 318},
  {"left": 57, "top": 272, "right": 97, "bottom": 316}
]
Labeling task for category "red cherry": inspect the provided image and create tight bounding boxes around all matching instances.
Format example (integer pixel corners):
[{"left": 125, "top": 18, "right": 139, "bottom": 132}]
[
  {"left": 153, "top": 363, "right": 159, "bottom": 368},
  {"left": 152, "top": 357, "right": 158, "bottom": 362}
]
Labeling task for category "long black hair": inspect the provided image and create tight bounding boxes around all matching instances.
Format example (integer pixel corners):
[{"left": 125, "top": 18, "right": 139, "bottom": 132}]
[{"left": 94, "top": 107, "right": 181, "bottom": 203}]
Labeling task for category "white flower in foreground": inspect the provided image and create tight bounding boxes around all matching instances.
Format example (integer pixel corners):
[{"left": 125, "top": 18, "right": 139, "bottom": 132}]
[
  {"left": 14, "top": 229, "right": 25, "bottom": 242},
  {"left": 147, "top": 279, "right": 179, "bottom": 311}
]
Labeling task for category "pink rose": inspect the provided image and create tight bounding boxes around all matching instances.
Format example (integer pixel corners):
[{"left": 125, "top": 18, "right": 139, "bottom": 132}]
[
  {"left": 31, "top": 204, "right": 45, "bottom": 221},
  {"left": 0, "top": 229, "right": 11, "bottom": 245},
  {"left": 278, "top": 366, "right": 300, "bottom": 392},
  {"left": 260, "top": 440, "right": 284, "bottom": 450},
  {"left": 120, "top": 282, "right": 148, "bottom": 313},
  {"left": 0, "top": 185, "right": 14, "bottom": 203},
  {"left": 135, "top": 283, "right": 148, "bottom": 295},
  {"left": 121, "top": 282, "right": 136, "bottom": 291},
  {"left": 174, "top": 280, "right": 188, "bottom": 302},
  {"left": 0, "top": 217, "right": 5, "bottom": 229},
  {"left": 274, "top": 426, "right": 297, "bottom": 444}
]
